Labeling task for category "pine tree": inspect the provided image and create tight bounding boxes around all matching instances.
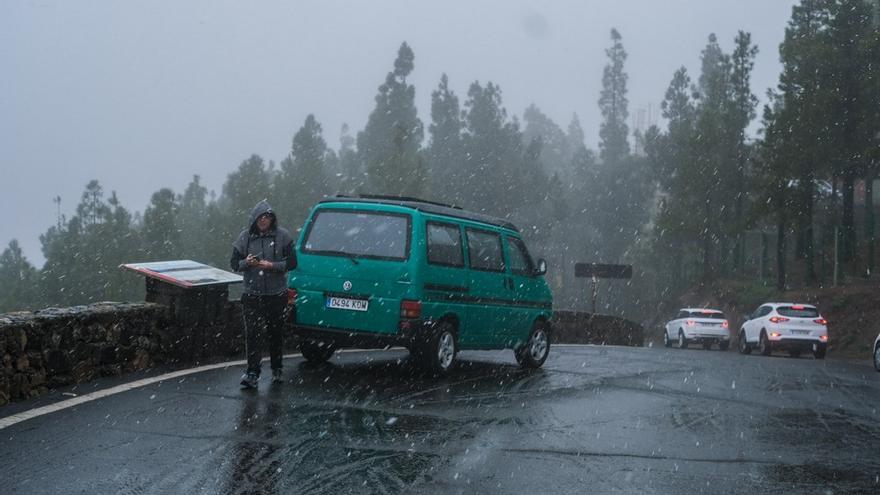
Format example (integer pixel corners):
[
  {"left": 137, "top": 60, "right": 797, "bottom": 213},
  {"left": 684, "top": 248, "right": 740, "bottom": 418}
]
[
  {"left": 523, "top": 104, "right": 572, "bottom": 179},
  {"left": 730, "top": 31, "right": 760, "bottom": 271},
  {"left": 777, "top": 0, "right": 834, "bottom": 283},
  {"left": 276, "top": 114, "right": 328, "bottom": 229},
  {"left": 0, "top": 240, "right": 41, "bottom": 312},
  {"left": 177, "top": 175, "right": 209, "bottom": 261},
  {"left": 142, "top": 188, "right": 179, "bottom": 261},
  {"left": 221, "top": 154, "right": 273, "bottom": 230},
  {"left": 826, "top": 0, "right": 875, "bottom": 265},
  {"left": 693, "top": 33, "right": 735, "bottom": 279},
  {"left": 358, "top": 42, "right": 425, "bottom": 197},
  {"left": 461, "top": 81, "right": 527, "bottom": 214},
  {"left": 336, "top": 123, "right": 361, "bottom": 195},
  {"left": 598, "top": 28, "right": 630, "bottom": 166},
  {"left": 426, "top": 74, "right": 464, "bottom": 203}
]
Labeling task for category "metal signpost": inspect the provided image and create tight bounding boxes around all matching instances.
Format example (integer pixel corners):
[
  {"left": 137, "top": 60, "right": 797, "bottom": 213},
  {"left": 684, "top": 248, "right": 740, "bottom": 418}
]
[
  {"left": 121, "top": 260, "right": 242, "bottom": 324},
  {"left": 574, "top": 263, "right": 633, "bottom": 314}
]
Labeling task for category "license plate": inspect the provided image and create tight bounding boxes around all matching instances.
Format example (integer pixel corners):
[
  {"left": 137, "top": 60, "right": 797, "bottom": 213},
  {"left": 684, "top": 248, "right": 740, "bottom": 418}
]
[
  {"left": 326, "top": 297, "right": 369, "bottom": 312},
  {"left": 791, "top": 330, "right": 810, "bottom": 335}
]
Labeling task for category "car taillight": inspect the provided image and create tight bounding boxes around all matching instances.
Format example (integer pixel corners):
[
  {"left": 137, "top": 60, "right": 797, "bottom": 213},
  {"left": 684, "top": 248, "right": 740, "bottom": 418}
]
[
  {"left": 686, "top": 320, "right": 696, "bottom": 326},
  {"left": 792, "top": 305, "right": 805, "bottom": 310},
  {"left": 768, "top": 316, "right": 789, "bottom": 323},
  {"left": 287, "top": 288, "right": 297, "bottom": 305},
  {"left": 400, "top": 300, "right": 421, "bottom": 319},
  {"left": 722, "top": 320, "right": 729, "bottom": 329},
  {"left": 814, "top": 318, "right": 828, "bottom": 325},
  {"left": 820, "top": 335, "right": 828, "bottom": 341}
]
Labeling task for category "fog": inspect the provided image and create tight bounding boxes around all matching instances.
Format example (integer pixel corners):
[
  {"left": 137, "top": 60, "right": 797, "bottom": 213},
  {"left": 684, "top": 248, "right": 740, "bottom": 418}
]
[{"left": 1, "top": 0, "right": 797, "bottom": 265}]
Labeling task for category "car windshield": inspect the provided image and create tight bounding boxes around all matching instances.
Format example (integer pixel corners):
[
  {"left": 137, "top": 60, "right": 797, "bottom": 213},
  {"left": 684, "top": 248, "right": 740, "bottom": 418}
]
[{"left": 303, "top": 210, "right": 410, "bottom": 260}]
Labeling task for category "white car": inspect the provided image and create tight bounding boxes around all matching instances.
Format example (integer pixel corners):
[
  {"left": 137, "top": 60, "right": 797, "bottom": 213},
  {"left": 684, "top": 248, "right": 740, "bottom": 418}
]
[
  {"left": 663, "top": 308, "right": 730, "bottom": 350},
  {"left": 874, "top": 334, "right": 880, "bottom": 372},
  {"left": 738, "top": 303, "right": 828, "bottom": 359}
]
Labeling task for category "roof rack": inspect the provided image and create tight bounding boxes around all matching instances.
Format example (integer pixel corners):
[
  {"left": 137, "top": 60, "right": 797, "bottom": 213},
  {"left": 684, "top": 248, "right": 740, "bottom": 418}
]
[
  {"left": 320, "top": 195, "right": 519, "bottom": 232},
  {"left": 334, "top": 194, "right": 462, "bottom": 210}
]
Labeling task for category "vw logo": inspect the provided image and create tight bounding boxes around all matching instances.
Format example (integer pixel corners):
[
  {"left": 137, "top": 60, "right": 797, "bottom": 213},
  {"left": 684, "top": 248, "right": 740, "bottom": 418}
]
[{"left": 343, "top": 281, "right": 352, "bottom": 291}]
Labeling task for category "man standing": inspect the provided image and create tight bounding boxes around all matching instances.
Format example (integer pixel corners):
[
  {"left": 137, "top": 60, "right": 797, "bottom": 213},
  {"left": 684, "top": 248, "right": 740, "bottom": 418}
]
[{"left": 231, "top": 200, "right": 296, "bottom": 388}]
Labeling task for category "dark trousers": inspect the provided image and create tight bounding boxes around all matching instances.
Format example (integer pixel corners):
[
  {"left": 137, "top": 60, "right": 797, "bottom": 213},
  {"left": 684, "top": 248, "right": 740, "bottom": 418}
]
[{"left": 242, "top": 293, "right": 287, "bottom": 375}]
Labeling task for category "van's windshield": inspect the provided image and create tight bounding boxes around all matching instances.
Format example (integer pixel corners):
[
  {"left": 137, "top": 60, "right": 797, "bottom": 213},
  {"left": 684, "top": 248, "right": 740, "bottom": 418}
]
[{"left": 302, "top": 209, "right": 410, "bottom": 261}]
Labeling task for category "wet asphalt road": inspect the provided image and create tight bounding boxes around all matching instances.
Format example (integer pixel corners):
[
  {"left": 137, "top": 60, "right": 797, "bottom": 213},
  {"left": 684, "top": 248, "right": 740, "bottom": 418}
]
[{"left": 1, "top": 344, "right": 879, "bottom": 494}]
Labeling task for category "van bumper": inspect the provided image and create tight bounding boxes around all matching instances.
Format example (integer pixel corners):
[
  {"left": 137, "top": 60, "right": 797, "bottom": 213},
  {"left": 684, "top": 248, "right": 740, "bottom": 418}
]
[{"left": 292, "top": 320, "right": 429, "bottom": 349}]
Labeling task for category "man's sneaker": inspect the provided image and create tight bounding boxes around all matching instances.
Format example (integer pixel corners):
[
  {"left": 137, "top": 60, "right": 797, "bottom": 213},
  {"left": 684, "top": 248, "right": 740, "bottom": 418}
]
[
  {"left": 272, "top": 369, "right": 284, "bottom": 384},
  {"left": 240, "top": 372, "right": 259, "bottom": 389}
]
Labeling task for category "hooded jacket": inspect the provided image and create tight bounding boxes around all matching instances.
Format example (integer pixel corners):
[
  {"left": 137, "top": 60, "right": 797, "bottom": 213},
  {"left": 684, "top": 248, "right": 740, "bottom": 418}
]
[{"left": 230, "top": 200, "right": 297, "bottom": 296}]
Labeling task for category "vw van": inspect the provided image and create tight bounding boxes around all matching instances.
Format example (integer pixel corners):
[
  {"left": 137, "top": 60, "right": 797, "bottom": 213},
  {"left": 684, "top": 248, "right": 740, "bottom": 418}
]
[{"left": 288, "top": 195, "right": 553, "bottom": 374}]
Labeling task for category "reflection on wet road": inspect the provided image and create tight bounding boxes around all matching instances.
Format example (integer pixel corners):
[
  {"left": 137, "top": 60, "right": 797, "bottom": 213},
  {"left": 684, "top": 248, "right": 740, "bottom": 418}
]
[{"left": 2, "top": 345, "right": 879, "bottom": 494}]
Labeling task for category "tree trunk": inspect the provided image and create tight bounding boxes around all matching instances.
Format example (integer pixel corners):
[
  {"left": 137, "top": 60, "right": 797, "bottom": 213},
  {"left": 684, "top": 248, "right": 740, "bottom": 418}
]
[
  {"left": 802, "top": 172, "right": 815, "bottom": 285},
  {"left": 702, "top": 197, "right": 713, "bottom": 283},
  {"left": 842, "top": 169, "right": 856, "bottom": 264},
  {"left": 777, "top": 212, "right": 786, "bottom": 292},
  {"left": 776, "top": 183, "right": 787, "bottom": 292},
  {"left": 866, "top": 171, "right": 875, "bottom": 277}
]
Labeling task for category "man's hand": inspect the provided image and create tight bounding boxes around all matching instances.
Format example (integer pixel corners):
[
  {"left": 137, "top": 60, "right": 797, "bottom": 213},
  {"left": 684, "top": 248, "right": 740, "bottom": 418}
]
[
  {"left": 246, "top": 254, "right": 260, "bottom": 267},
  {"left": 257, "top": 260, "right": 274, "bottom": 270}
]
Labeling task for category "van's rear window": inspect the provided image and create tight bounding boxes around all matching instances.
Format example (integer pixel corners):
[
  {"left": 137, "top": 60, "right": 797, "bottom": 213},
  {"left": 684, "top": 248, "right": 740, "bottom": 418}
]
[
  {"left": 777, "top": 306, "right": 819, "bottom": 318},
  {"left": 303, "top": 210, "right": 410, "bottom": 260}
]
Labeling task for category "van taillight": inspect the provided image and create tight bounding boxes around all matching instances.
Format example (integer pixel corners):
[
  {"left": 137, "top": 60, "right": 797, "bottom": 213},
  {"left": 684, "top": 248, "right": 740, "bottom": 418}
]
[
  {"left": 722, "top": 320, "right": 729, "bottom": 329},
  {"left": 400, "top": 300, "right": 421, "bottom": 319},
  {"left": 287, "top": 288, "right": 298, "bottom": 305}
]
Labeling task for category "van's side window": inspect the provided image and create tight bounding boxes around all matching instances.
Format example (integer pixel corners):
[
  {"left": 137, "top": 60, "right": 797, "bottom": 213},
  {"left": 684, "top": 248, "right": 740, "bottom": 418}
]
[
  {"left": 507, "top": 237, "right": 535, "bottom": 276},
  {"left": 427, "top": 222, "right": 464, "bottom": 267},
  {"left": 466, "top": 229, "right": 505, "bottom": 272}
]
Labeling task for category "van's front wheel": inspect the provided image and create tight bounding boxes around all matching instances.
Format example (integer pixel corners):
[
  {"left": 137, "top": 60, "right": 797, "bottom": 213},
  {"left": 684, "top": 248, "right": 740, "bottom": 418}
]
[
  {"left": 516, "top": 321, "right": 551, "bottom": 369},
  {"left": 418, "top": 322, "right": 458, "bottom": 375}
]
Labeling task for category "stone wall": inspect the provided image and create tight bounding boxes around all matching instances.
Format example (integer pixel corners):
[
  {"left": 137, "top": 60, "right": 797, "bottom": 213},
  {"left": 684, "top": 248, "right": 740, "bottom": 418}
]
[
  {"left": 552, "top": 311, "right": 645, "bottom": 347},
  {"left": 0, "top": 301, "right": 246, "bottom": 406}
]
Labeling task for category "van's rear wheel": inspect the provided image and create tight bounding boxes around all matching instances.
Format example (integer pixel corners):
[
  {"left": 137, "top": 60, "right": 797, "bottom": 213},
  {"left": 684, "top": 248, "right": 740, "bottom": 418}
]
[
  {"left": 300, "top": 340, "right": 336, "bottom": 363},
  {"left": 516, "top": 321, "right": 550, "bottom": 369},
  {"left": 420, "top": 322, "right": 457, "bottom": 375}
]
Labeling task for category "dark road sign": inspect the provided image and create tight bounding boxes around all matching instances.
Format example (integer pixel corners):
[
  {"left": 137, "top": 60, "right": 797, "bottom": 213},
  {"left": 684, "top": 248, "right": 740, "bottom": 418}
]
[{"left": 575, "top": 263, "right": 632, "bottom": 279}]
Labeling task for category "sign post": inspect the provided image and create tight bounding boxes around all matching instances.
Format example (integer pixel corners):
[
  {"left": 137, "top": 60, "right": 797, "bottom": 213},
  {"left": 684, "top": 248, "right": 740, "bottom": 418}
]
[
  {"left": 121, "top": 260, "right": 242, "bottom": 324},
  {"left": 575, "top": 263, "right": 633, "bottom": 314}
]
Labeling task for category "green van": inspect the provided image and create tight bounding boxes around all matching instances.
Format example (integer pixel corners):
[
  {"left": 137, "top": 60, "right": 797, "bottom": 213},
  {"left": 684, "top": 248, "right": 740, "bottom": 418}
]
[{"left": 288, "top": 196, "right": 553, "bottom": 374}]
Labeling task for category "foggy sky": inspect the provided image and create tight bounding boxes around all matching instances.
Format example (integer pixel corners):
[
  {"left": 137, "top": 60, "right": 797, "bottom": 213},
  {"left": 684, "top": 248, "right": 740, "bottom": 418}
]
[{"left": 1, "top": 0, "right": 798, "bottom": 265}]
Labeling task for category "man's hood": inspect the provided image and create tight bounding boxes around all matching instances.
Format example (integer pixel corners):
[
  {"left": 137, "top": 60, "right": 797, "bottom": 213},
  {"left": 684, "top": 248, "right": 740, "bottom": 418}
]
[{"left": 248, "top": 199, "right": 277, "bottom": 234}]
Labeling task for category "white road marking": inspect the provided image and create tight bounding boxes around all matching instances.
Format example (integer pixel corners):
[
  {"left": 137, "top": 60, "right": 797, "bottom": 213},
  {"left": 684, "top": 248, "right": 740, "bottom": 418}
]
[{"left": 0, "top": 349, "right": 399, "bottom": 431}]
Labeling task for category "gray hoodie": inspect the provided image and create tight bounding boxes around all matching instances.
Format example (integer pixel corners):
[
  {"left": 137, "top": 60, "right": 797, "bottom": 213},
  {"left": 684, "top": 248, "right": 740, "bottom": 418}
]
[{"left": 230, "top": 200, "right": 296, "bottom": 296}]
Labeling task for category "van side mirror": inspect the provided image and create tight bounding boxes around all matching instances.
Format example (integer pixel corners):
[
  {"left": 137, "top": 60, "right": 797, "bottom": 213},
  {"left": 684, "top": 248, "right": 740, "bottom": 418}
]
[{"left": 535, "top": 258, "right": 547, "bottom": 276}]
